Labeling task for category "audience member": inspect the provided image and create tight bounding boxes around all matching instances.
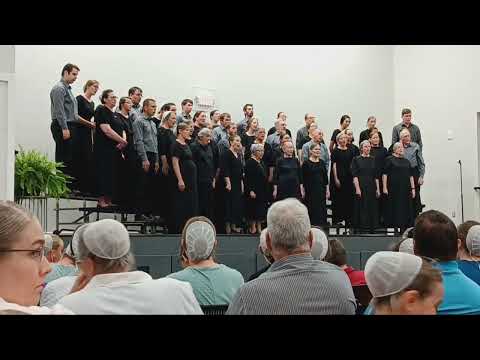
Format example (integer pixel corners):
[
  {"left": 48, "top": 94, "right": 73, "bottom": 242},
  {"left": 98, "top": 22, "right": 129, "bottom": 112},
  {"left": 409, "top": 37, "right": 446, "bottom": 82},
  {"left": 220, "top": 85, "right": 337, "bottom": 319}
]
[
  {"left": 227, "top": 198, "right": 356, "bottom": 314},
  {"left": 414, "top": 210, "right": 480, "bottom": 314},
  {"left": 457, "top": 223, "right": 480, "bottom": 285},
  {"left": 247, "top": 228, "right": 273, "bottom": 281},
  {"left": 0, "top": 201, "right": 73, "bottom": 314},
  {"left": 58, "top": 219, "right": 202, "bottom": 314},
  {"left": 365, "top": 251, "right": 443, "bottom": 315},
  {"left": 168, "top": 217, "right": 244, "bottom": 305},
  {"left": 326, "top": 239, "right": 366, "bottom": 286},
  {"left": 310, "top": 227, "right": 329, "bottom": 260}
]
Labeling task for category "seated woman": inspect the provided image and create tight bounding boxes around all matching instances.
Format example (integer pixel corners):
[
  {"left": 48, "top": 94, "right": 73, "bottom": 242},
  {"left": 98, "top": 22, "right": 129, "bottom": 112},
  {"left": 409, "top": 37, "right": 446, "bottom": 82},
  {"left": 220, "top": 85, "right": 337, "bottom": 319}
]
[
  {"left": 168, "top": 217, "right": 245, "bottom": 305},
  {"left": 365, "top": 251, "right": 444, "bottom": 315},
  {"left": 457, "top": 224, "right": 480, "bottom": 286},
  {"left": 58, "top": 219, "right": 202, "bottom": 314},
  {"left": 325, "top": 239, "right": 366, "bottom": 286},
  {"left": 44, "top": 234, "right": 64, "bottom": 263},
  {"left": 0, "top": 201, "right": 73, "bottom": 314},
  {"left": 44, "top": 236, "right": 78, "bottom": 284}
]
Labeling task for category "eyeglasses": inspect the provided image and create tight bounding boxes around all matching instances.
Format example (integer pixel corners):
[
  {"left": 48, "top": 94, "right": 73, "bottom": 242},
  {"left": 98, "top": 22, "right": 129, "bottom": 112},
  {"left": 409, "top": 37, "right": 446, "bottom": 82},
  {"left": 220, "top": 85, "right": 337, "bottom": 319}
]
[{"left": 0, "top": 246, "right": 45, "bottom": 263}]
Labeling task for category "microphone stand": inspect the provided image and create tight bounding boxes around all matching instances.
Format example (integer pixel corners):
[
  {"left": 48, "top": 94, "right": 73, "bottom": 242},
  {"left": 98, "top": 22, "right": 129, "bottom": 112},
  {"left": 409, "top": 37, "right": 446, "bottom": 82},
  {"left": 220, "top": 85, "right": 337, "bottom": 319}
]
[{"left": 458, "top": 160, "right": 464, "bottom": 223}]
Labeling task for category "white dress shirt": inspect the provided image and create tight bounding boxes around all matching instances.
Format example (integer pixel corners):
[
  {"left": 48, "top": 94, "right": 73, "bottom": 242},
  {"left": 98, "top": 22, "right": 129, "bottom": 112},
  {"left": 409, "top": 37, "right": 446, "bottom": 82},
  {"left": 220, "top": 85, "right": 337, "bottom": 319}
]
[
  {"left": 0, "top": 297, "right": 73, "bottom": 315},
  {"left": 58, "top": 271, "right": 203, "bottom": 315},
  {"left": 40, "top": 276, "right": 77, "bottom": 308}
]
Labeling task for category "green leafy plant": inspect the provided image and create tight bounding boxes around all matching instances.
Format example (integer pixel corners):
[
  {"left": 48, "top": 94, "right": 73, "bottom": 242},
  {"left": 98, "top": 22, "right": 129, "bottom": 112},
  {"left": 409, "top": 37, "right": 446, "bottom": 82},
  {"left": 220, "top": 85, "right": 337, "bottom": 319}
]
[{"left": 15, "top": 148, "right": 72, "bottom": 199}]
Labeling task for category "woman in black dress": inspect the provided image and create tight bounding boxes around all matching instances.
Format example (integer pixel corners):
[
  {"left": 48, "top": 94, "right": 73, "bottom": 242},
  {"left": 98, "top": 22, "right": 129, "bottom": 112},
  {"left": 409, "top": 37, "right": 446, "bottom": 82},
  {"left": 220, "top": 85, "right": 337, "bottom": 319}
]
[
  {"left": 242, "top": 116, "right": 259, "bottom": 160},
  {"left": 73, "top": 80, "right": 99, "bottom": 195},
  {"left": 171, "top": 122, "right": 199, "bottom": 234},
  {"left": 302, "top": 142, "right": 329, "bottom": 227},
  {"left": 369, "top": 131, "right": 388, "bottom": 226},
  {"left": 221, "top": 135, "right": 244, "bottom": 234},
  {"left": 329, "top": 114, "right": 351, "bottom": 153},
  {"left": 244, "top": 143, "right": 268, "bottom": 234},
  {"left": 346, "top": 128, "right": 359, "bottom": 156},
  {"left": 113, "top": 96, "right": 135, "bottom": 209},
  {"left": 93, "top": 89, "right": 127, "bottom": 208},
  {"left": 359, "top": 116, "right": 384, "bottom": 146},
  {"left": 331, "top": 131, "right": 355, "bottom": 226},
  {"left": 352, "top": 140, "right": 380, "bottom": 233},
  {"left": 157, "top": 110, "right": 177, "bottom": 227},
  {"left": 382, "top": 142, "right": 416, "bottom": 232},
  {"left": 273, "top": 141, "right": 304, "bottom": 201},
  {"left": 252, "top": 127, "right": 274, "bottom": 207},
  {"left": 191, "top": 127, "right": 217, "bottom": 221}
]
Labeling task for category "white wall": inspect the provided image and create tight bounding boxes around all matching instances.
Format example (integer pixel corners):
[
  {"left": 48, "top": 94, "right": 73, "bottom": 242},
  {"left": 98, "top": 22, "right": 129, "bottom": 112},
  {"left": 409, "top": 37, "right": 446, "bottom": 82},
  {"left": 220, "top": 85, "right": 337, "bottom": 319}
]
[
  {"left": 14, "top": 45, "right": 394, "bottom": 231},
  {"left": 393, "top": 45, "right": 480, "bottom": 223},
  {"left": 15, "top": 45, "right": 394, "bottom": 157}
]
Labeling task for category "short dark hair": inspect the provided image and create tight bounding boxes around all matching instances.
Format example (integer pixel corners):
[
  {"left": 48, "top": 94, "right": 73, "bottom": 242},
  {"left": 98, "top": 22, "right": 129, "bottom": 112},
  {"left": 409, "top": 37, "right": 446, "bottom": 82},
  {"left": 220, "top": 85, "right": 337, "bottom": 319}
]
[
  {"left": 118, "top": 96, "right": 131, "bottom": 110},
  {"left": 402, "top": 108, "right": 412, "bottom": 116},
  {"left": 181, "top": 99, "right": 193, "bottom": 107},
  {"left": 325, "top": 239, "right": 347, "bottom": 267},
  {"left": 210, "top": 109, "right": 219, "bottom": 119},
  {"left": 414, "top": 210, "right": 458, "bottom": 261},
  {"left": 277, "top": 112, "right": 284, "bottom": 119},
  {"left": 165, "top": 102, "right": 176, "bottom": 110},
  {"left": 61, "top": 63, "right": 80, "bottom": 76},
  {"left": 340, "top": 115, "right": 351, "bottom": 125},
  {"left": 142, "top": 98, "right": 156, "bottom": 110},
  {"left": 128, "top": 86, "right": 143, "bottom": 96},
  {"left": 99, "top": 89, "right": 114, "bottom": 104},
  {"left": 219, "top": 113, "right": 231, "bottom": 122},
  {"left": 243, "top": 103, "right": 253, "bottom": 112},
  {"left": 458, "top": 220, "right": 480, "bottom": 252},
  {"left": 193, "top": 111, "right": 205, "bottom": 123}
]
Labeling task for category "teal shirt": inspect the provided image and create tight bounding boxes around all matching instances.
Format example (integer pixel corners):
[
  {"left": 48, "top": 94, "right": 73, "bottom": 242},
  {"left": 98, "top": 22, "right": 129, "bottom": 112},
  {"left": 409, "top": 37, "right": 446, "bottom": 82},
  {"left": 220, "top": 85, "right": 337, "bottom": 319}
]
[
  {"left": 45, "top": 264, "right": 79, "bottom": 284},
  {"left": 167, "top": 264, "right": 244, "bottom": 305},
  {"left": 437, "top": 261, "right": 480, "bottom": 315}
]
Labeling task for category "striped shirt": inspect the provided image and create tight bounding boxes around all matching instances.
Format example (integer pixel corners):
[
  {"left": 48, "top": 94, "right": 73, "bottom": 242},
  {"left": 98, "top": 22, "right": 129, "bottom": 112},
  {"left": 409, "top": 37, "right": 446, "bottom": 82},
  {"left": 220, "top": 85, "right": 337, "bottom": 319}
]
[{"left": 226, "top": 254, "right": 356, "bottom": 315}]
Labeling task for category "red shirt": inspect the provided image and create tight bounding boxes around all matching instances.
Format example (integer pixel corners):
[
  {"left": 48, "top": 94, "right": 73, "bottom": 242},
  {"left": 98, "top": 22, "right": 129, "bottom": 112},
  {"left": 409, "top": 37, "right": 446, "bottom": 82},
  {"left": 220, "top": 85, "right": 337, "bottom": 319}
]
[{"left": 344, "top": 266, "right": 366, "bottom": 286}]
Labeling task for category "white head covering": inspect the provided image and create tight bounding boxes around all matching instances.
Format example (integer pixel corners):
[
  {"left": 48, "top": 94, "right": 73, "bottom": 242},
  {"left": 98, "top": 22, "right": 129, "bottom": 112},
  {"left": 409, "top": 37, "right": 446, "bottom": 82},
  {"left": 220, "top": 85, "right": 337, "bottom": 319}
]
[
  {"left": 399, "top": 238, "right": 414, "bottom": 254},
  {"left": 184, "top": 220, "right": 216, "bottom": 261},
  {"left": 44, "top": 234, "right": 53, "bottom": 255},
  {"left": 311, "top": 228, "right": 328, "bottom": 260},
  {"left": 365, "top": 251, "right": 423, "bottom": 298},
  {"left": 162, "top": 111, "right": 173, "bottom": 122},
  {"left": 466, "top": 225, "right": 480, "bottom": 256},
  {"left": 82, "top": 219, "right": 130, "bottom": 260},
  {"left": 259, "top": 228, "right": 268, "bottom": 253}
]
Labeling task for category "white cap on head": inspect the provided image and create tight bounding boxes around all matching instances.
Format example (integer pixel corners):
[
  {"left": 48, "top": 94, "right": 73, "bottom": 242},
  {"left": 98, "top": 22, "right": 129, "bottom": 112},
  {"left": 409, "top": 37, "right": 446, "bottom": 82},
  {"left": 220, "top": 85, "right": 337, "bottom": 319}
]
[
  {"left": 185, "top": 220, "right": 216, "bottom": 261},
  {"left": 44, "top": 234, "right": 53, "bottom": 255},
  {"left": 365, "top": 251, "right": 423, "bottom": 298},
  {"left": 162, "top": 111, "right": 172, "bottom": 122},
  {"left": 399, "top": 238, "right": 414, "bottom": 254},
  {"left": 466, "top": 225, "right": 480, "bottom": 256},
  {"left": 259, "top": 228, "right": 268, "bottom": 253},
  {"left": 82, "top": 219, "right": 130, "bottom": 260},
  {"left": 311, "top": 228, "right": 328, "bottom": 260}
]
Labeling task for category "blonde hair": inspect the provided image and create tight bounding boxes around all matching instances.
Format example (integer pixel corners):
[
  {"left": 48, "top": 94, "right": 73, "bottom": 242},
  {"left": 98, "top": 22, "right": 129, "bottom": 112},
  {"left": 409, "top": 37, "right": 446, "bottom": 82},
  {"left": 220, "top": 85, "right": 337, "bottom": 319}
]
[
  {"left": 51, "top": 234, "right": 64, "bottom": 251},
  {"left": 83, "top": 80, "right": 99, "bottom": 93},
  {"left": 0, "top": 201, "right": 35, "bottom": 250}
]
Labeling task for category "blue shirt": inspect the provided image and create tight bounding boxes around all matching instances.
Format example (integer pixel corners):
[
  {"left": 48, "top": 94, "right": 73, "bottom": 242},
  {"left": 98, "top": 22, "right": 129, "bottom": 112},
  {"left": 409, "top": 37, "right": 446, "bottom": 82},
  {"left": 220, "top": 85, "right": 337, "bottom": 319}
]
[
  {"left": 44, "top": 264, "right": 79, "bottom": 284},
  {"left": 437, "top": 261, "right": 480, "bottom": 315},
  {"left": 457, "top": 260, "right": 480, "bottom": 286}
]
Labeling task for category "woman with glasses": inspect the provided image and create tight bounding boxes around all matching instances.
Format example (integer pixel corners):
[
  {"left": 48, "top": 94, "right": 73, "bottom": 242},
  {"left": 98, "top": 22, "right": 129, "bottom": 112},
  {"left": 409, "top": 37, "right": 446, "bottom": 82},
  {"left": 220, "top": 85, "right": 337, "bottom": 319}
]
[
  {"left": 168, "top": 217, "right": 244, "bottom": 305},
  {"left": 0, "top": 201, "right": 73, "bottom": 314},
  {"left": 94, "top": 89, "right": 128, "bottom": 208}
]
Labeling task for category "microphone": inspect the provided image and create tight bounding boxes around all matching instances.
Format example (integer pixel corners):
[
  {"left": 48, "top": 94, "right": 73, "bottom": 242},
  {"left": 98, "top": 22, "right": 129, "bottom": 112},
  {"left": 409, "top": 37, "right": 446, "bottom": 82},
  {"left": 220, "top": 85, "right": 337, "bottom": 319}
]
[{"left": 458, "top": 160, "right": 462, "bottom": 165}]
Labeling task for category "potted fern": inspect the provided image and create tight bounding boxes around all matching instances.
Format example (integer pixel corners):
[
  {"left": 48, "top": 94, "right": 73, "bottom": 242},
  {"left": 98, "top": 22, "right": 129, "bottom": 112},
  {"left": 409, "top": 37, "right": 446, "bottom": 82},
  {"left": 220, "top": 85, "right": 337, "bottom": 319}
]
[{"left": 15, "top": 148, "right": 72, "bottom": 229}]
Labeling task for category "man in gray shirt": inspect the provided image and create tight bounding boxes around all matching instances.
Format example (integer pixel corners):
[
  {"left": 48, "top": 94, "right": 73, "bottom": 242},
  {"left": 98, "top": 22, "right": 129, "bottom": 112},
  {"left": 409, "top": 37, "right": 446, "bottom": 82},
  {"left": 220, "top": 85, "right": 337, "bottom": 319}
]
[
  {"left": 50, "top": 63, "right": 80, "bottom": 182},
  {"left": 400, "top": 128, "right": 425, "bottom": 218},
  {"left": 128, "top": 86, "right": 143, "bottom": 122},
  {"left": 133, "top": 98, "right": 159, "bottom": 221},
  {"left": 226, "top": 198, "right": 356, "bottom": 315},
  {"left": 301, "top": 129, "right": 330, "bottom": 172},
  {"left": 392, "top": 108, "right": 423, "bottom": 149},
  {"left": 237, "top": 103, "right": 254, "bottom": 138},
  {"left": 296, "top": 113, "right": 316, "bottom": 159},
  {"left": 266, "top": 119, "right": 287, "bottom": 151},
  {"left": 176, "top": 98, "right": 193, "bottom": 125},
  {"left": 212, "top": 113, "right": 231, "bottom": 144}
]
